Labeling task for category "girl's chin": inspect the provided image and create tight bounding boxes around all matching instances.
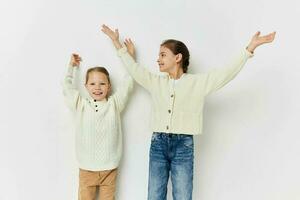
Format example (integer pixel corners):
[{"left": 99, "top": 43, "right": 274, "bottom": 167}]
[
  {"left": 159, "top": 66, "right": 170, "bottom": 73},
  {"left": 91, "top": 95, "right": 106, "bottom": 101}
]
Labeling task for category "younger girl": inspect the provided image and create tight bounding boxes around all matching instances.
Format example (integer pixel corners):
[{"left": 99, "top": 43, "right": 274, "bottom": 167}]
[
  {"left": 102, "top": 24, "right": 275, "bottom": 200},
  {"left": 63, "top": 43, "right": 135, "bottom": 200}
]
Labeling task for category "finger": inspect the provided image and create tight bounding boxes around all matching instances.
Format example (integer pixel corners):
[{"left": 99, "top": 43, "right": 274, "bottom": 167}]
[
  {"left": 268, "top": 33, "right": 275, "bottom": 42},
  {"left": 101, "top": 27, "right": 108, "bottom": 33},
  {"left": 102, "top": 24, "right": 108, "bottom": 29},
  {"left": 125, "top": 38, "right": 132, "bottom": 46},
  {"left": 101, "top": 24, "right": 111, "bottom": 33},
  {"left": 264, "top": 33, "right": 274, "bottom": 40},
  {"left": 124, "top": 39, "right": 129, "bottom": 45},
  {"left": 74, "top": 55, "right": 80, "bottom": 60},
  {"left": 255, "top": 31, "right": 261, "bottom": 37}
]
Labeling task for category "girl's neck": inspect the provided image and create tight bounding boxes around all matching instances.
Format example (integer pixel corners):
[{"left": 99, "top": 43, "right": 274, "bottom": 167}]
[{"left": 168, "top": 67, "right": 184, "bottom": 80}]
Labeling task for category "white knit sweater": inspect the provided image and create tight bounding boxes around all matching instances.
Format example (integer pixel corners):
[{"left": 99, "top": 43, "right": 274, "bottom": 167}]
[{"left": 63, "top": 65, "right": 133, "bottom": 171}]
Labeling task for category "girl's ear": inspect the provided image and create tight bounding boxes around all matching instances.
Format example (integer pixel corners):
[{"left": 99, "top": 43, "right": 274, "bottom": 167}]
[{"left": 175, "top": 53, "right": 183, "bottom": 63}]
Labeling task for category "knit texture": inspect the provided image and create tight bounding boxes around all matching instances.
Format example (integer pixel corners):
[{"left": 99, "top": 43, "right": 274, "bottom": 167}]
[
  {"left": 63, "top": 66, "right": 133, "bottom": 171},
  {"left": 117, "top": 47, "right": 253, "bottom": 135}
]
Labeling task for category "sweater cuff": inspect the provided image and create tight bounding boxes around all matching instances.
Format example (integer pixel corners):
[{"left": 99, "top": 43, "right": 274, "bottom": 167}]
[
  {"left": 67, "top": 65, "right": 74, "bottom": 76},
  {"left": 117, "top": 46, "right": 128, "bottom": 57},
  {"left": 67, "top": 65, "right": 79, "bottom": 77}
]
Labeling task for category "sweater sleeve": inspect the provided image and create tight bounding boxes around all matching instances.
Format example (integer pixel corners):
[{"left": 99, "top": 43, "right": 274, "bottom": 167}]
[
  {"left": 112, "top": 75, "right": 134, "bottom": 112},
  {"left": 203, "top": 48, "right": 254, "bottom": 96},
  {"left": 62, "top": 65, "right": 82, "bottom": 111},
  {"left": 117, "top": 47, "right": 159, "bottom": 92}
]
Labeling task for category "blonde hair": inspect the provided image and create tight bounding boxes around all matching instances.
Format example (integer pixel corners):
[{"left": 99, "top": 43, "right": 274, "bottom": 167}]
[{"left": 85, "top": 66, "right": 111, "bottom": 84}]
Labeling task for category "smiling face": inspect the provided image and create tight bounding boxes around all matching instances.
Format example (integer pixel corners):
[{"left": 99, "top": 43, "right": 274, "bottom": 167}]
[
  {"left": 157, "top": 45, "right": 185, "bottom": 75},
  {"left": 159, "top": 39, "right": 190, "bottom": 75},
  {"left": 85, "top": 71, "right": 111, "bottom": 101},
  {"left": 157, "top": 46, "right": 178, "bottom": 73}
]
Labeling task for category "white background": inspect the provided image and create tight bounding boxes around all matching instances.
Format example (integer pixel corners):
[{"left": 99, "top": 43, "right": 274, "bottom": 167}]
[{"left": 1, "top": 0, "right": 300, "bottom": 199}]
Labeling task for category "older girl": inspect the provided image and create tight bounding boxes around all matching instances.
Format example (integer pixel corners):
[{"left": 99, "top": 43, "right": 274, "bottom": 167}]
[{"left": 102, "top": 24, "right": 275, "bottom": 200}]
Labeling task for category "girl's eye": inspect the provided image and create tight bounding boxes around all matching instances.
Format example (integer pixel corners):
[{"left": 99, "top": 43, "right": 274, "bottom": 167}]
[
  {"left": 90, "top": 83, "right": 95, "bottom": 85},
  {"left": 101, "top": 83, "right": 106, "bottom": 85}
]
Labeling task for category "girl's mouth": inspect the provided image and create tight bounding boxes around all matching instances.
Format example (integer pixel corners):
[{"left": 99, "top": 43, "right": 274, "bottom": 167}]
[{"left": 93, "top": 92, "right": 103, "bottom": 96}]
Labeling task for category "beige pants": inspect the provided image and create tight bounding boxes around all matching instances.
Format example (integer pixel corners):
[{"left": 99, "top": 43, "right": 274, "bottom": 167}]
[{"left": 78, "top": 168, "right": 117, "bottom": 200}]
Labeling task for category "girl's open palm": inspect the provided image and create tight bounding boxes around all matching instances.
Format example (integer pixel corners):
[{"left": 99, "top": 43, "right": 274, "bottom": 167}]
[
  {"left": 252, "top": 31, "right": 276, "bottom": 46},
  {"left": 101, "top": 24, "right": 119, "bottom": 41},
  {"left": 247, "top": 31, "right": 276, "bottom": 52},
  {"left": 124, "top": 38, "right": 136, "bottom": 59}
]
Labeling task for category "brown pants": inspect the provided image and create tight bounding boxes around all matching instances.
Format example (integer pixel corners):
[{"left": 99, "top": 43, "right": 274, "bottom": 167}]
[{"left": 78, "top": 168, "right": 118, "bottom": 200}]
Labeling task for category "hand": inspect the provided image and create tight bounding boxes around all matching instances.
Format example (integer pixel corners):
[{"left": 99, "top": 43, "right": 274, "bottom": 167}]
[
  {"left": 124, "top": 38, "right": 136, "bottom": 59},
  {"left": 69, "top": 53, "right": 82, "bottom": 67},
  {"left": 247, "top": 31, "right": 276, "bottom": 53},
  {"left": 101, "top": 24, "right": 119, "bottom": 41},
  {"left": 101, "top": 24, "right": 123, "bottom": 49}
]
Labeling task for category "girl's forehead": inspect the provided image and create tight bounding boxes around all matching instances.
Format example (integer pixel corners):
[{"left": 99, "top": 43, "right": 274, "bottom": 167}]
[
  {"left": 159, "top": 46, "right": 173, "bottom": 54},
  {"left": 88, "top": 72, "right": 109, "bottom": 81}
]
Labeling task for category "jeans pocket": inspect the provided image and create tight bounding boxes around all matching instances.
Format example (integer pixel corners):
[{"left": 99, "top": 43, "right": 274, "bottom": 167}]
[
  {"left": 182, "top": 136, "right": 194, "bottom": 149},
  {"left": 151, "top": 133, "right": 159, "bottom": 142}
]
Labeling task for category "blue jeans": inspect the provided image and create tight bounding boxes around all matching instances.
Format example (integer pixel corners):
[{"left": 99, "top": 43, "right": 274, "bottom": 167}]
[{"left": 148, "top": 132, "right": 194, "bottom": 200}]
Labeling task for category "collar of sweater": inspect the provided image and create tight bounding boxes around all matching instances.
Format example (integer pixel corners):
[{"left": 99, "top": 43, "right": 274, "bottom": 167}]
[
  {"left": 86, "top": 96, "right": 108, "bottom": 106},
  {"left": 168, "top": 73, "right": 186, "bottom": 80}
]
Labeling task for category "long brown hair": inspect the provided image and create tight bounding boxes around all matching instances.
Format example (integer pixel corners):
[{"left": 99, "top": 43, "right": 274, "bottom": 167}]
[{"left": 161, "top": 39, "right": 190, "bottom": 73}]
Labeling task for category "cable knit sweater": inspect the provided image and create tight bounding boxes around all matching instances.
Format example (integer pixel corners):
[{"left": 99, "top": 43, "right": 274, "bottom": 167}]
[
  {"left": 117, "top": 47, "right": 253, "bottom": 135},
  {"left": 63, "top": 65, "right": 133, "bottom": 171}
]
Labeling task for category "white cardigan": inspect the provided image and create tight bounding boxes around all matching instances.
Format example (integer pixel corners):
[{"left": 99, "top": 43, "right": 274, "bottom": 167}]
[{"left": 117, "top": 46, "right": 253, "bottom": 135}]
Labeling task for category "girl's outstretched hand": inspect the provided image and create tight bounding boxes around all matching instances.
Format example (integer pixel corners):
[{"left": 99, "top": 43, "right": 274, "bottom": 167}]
[
  {"left": 124, "top": 38, "right": 136, "bottom": 59},
  {"left": 70, "top": 53, "right": 82, "bottom": 67},
  {"left": 101, "top": 24, "right": 122, "bottom": 49},
  {"left": 101, "top": 24, "right": 119, "bottom": 41},
  {"left": 247, "top": 31, "right": 276, "bottom": 53}
]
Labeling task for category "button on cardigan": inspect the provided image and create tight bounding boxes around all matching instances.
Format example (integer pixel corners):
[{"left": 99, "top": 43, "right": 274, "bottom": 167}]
[
  {"left": 117, "top": 47, "right": 253, "bottom": 135},
  {"left": 63, "top": 65, "right": 133, "bottom": 171}
]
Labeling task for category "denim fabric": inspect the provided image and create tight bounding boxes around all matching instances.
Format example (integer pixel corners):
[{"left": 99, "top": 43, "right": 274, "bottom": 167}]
[{"left": 148, "top": 132, "right": 194, "bottom": 200}]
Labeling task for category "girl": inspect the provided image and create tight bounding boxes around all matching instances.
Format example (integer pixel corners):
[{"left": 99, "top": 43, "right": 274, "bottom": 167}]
[
  {"left": 62, "top": 43, "right": 135, "bottom": 200},
  {"left": 102, "top": 24, "right": 275, "bottom": 200}
]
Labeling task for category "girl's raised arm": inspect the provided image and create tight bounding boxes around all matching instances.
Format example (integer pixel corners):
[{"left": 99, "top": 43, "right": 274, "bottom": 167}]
[
  {"left": 101, "top": 24, "right": 159, "bottom": 93},
  {"left": 203, "top": 31, "right": 276, "bottom": 95},
  {"left": 112, "top": 39, "right": 135, "bottom": 112},
  {"left": 62, "top": 54, "right": 83, "bottom": 111}
]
